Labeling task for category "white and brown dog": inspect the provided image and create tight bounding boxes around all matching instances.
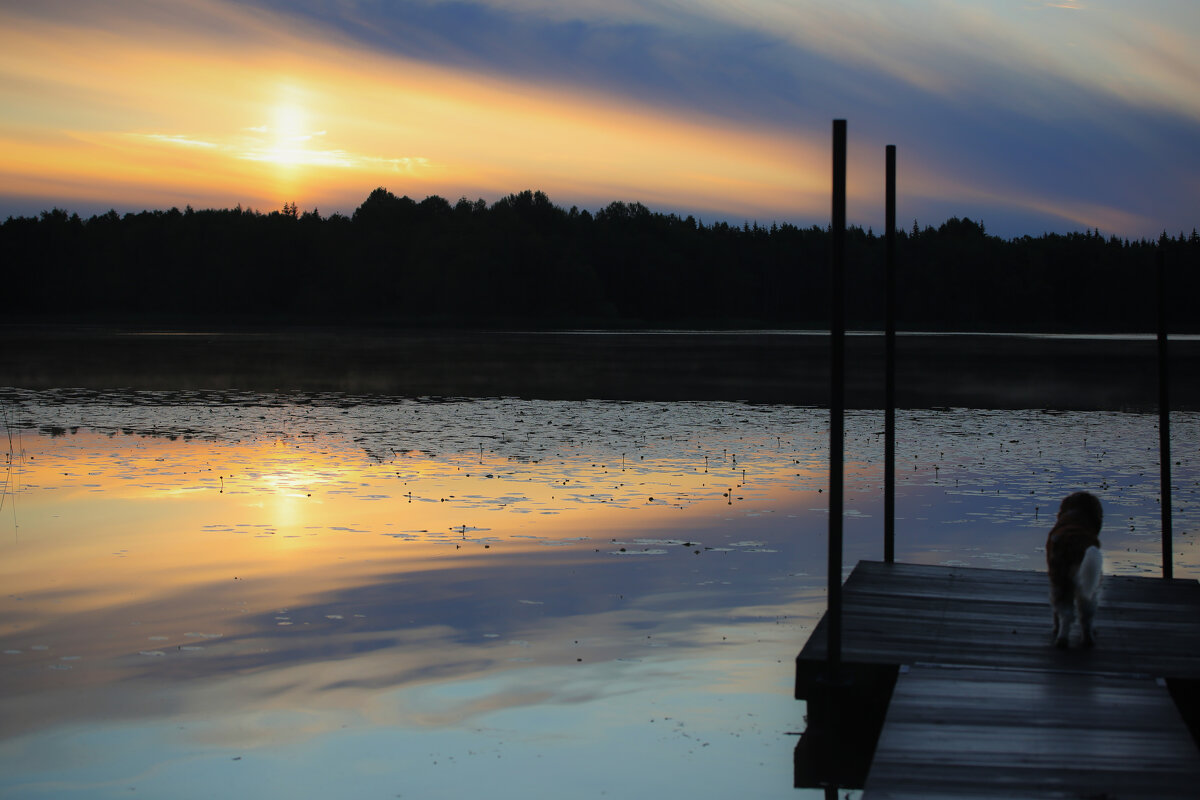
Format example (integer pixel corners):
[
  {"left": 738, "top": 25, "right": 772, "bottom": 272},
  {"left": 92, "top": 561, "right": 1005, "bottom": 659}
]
[{"left": 1046, "top": 491, "right": 1103, "bottom": 648}]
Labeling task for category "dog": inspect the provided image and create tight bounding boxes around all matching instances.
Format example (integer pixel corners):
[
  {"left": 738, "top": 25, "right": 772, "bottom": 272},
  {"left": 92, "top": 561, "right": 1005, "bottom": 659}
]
[{"left": 1046, "top": 491, "right": 1103, "bottom": 648}]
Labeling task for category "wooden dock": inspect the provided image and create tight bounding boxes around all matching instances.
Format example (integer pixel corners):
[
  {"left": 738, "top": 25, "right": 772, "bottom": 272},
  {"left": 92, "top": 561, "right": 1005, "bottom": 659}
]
[{"left": 794, "top": 561, "right": 1200, "bottom": 797}]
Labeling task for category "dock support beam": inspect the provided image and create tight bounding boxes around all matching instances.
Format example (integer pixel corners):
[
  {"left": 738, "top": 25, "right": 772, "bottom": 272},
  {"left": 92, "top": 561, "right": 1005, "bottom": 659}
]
[
  {"left": 827, "top": 119, "right": 847, "bottom": 674},
  {"left": 1158, "top": 247, "right": 1173, "bottom": 580},
  {"left": 884, "top": 145, "right": 896, "bottom": 563}
]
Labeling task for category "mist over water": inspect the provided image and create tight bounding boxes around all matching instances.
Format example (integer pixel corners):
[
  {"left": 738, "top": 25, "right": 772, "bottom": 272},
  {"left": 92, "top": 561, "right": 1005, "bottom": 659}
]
[{"left": 1, "top": 391, "right": 1197, "bottom": 798}]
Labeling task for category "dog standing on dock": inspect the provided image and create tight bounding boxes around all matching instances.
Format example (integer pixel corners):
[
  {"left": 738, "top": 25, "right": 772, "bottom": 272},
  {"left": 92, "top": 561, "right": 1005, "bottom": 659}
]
[{"left": 1046, "top": 491, "right": 1104, "bottom": 648}]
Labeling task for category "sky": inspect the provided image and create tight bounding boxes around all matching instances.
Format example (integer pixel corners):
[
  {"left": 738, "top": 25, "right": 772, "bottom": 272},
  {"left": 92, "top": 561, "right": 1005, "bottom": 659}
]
[{"left": 1, "top": 0, "right": 1198, "bottom": 239}]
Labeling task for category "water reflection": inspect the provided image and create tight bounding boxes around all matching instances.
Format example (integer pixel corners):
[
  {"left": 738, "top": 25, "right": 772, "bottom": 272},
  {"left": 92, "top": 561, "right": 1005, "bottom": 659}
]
[{"left": 0, "top": 392, "right": 1197, "bottom": 798}]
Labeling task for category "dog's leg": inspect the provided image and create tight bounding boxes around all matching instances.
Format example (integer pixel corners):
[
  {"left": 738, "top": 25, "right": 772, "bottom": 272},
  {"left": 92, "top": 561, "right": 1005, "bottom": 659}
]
[
  {"left": 1075, "top": 546, "right": 1102, "bottom": 648},
  {"left": 1078, "top": 593, "right": 1098, "bottom": 647},
  {"left": 1053, "top": 599, "right": 1074, "bottom": 648},
  {"left": 1050, "top": 584, "right": 1073, "bottom": 647}
]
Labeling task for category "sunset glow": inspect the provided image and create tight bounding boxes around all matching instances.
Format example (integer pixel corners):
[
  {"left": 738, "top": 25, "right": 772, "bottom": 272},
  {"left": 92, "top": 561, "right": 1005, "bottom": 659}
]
[{"left": 2, "top": 1, "right": 1198, "bottom": 236}]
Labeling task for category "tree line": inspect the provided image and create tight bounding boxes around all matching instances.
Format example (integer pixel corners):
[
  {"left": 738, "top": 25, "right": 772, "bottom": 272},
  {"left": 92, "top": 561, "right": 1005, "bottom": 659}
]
[{"left": 3, "top": 187, "right": 1197, "bottom": 332}]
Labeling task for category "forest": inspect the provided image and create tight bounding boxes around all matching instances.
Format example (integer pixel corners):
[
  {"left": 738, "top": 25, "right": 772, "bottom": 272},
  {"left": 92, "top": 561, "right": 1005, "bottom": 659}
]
[{"left": 3, "top": 187, "right": 1198, "bottom": 332}]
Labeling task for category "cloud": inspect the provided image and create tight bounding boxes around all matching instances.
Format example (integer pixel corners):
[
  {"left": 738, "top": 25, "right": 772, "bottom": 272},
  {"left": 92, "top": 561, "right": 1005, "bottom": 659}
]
[
  {"left": 299, "top": 0, "right": 1200, "bottom": 122},
  {"left": 129, "top": 129, "right": 429, "bottom": 172},
  {"left": 143, "top": 134, "right": 219, "bottom": 149}
]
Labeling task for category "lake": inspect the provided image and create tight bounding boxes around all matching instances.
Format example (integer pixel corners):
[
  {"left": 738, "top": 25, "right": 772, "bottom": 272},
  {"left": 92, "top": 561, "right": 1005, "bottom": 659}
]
[
  {"left": 1, "top": 385, "right": 1196, "bottom": 798},
  {"left": 5, "top": 326, "right": 1200, "bottom": 408}
]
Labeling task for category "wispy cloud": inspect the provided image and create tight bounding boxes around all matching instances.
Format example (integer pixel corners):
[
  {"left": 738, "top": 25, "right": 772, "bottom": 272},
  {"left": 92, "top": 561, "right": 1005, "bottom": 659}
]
[
  {"left": 130, "top": 129, "right": 430, "bottom": 172},
  {"left": 324, "top": 0, "right": 1199, "bottom": 120},
  {"left": 142, "top": 134, "right": 219, "bottom": 149}
]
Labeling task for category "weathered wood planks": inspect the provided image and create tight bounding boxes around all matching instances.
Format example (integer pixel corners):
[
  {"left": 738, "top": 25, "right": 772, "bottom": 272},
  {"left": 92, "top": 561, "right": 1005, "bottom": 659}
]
[
  {"left": 794, "top": 561, "right": 1200, "bottom": 796},
  {"left": 796, "top": 561, "right": 1200, "bottom": 687},
  {"left": 865, "top": 664, "right": 1200, "bottom": 798}
]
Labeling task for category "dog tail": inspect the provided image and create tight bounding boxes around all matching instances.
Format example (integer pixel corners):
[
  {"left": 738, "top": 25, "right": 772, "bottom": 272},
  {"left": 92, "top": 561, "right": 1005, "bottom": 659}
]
[{"left": 1075, "top": 545, "right": 1103, "bottom": 598}]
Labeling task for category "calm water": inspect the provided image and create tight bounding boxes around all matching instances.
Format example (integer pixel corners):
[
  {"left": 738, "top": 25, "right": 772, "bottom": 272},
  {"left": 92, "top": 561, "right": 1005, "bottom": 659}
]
[{"left": 1, "top": 390, "right": 1197, "bottom": 799}]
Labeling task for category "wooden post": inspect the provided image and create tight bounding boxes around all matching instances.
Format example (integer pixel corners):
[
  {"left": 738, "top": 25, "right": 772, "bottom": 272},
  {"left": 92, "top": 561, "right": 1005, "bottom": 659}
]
[
  {"left": 828, "top": 119, "right": 847, "bottom": 673},
  {"left": 884, "top": 145, "right": 896, "bottom": 564},
  {"left": 1158, "top": 247, "right": 1173, "bottom": 580}
]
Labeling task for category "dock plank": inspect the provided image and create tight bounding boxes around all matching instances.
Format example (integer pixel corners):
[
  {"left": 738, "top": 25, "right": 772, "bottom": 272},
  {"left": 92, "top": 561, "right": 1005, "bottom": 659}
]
[
  {"left": 797, "top": 561, "right": 1200, "bottom": 682},
  {"left": 864, "top": 664, "right": 1200, "bottom": 799}
]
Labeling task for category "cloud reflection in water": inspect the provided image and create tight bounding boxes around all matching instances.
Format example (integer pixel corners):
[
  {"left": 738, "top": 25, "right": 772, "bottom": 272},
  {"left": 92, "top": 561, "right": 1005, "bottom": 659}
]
[{"left": 0, "top": 393, "right": 1197, "bottom": 798}]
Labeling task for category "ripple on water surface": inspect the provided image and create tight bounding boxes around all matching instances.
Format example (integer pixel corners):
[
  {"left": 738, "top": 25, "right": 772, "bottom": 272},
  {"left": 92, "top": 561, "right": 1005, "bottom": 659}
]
[{"left": 0, "top": 391, "right": 1196, "bottom": 798}]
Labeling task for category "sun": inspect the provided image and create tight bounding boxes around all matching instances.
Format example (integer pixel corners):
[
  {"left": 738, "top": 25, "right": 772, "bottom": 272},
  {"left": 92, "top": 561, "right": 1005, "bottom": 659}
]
[
  {"left": 265, "top": 102, "right": 308, "bottom": 168},
  {"left": 240, "top": 92, "right": 350, "bottom": 171}
]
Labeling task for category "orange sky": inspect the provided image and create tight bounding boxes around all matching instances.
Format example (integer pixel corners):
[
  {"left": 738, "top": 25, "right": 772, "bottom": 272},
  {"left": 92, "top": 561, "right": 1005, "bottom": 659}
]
[
  {"left": 2, "top": 1, "right": 1199, "bottom": 236},
  {"left": 0, "top": 3, "right": 833, "bottom": 222}
]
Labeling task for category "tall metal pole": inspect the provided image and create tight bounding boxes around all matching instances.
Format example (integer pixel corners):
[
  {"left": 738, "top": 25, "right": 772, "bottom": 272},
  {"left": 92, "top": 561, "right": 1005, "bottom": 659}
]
[
  {"left": 828, "top": 119, "right": 846, "bottom": 673},
  {"left": 884, "top": 145, "right": 896, "bottom": 564},
  {"left": 1158, "top": 247, "right": 1173, "bottom": 580}
]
